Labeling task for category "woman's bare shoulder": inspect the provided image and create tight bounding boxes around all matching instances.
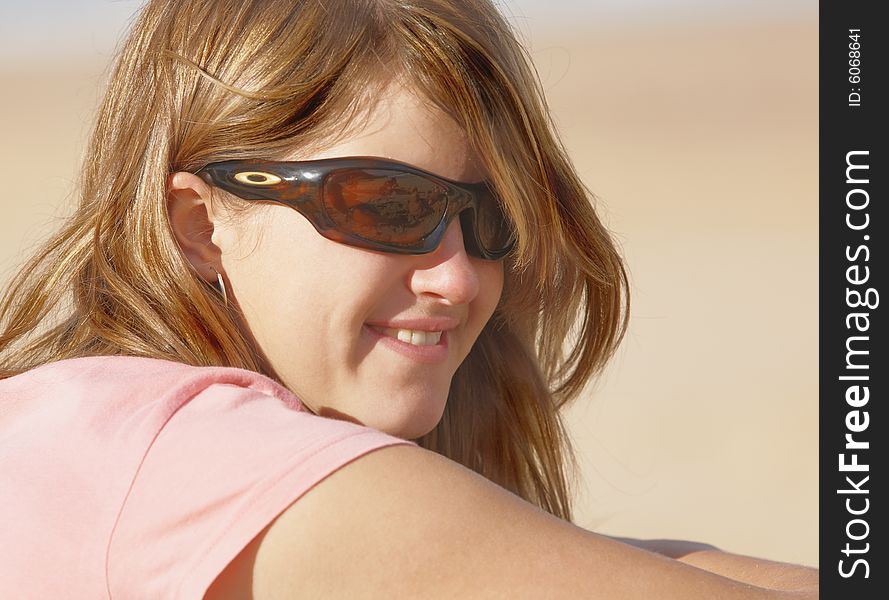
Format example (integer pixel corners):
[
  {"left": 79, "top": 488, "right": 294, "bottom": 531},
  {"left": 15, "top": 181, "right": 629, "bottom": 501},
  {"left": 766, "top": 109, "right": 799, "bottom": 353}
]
[{"left": 205, "top": 444, "right": 807, "bottom": 600}]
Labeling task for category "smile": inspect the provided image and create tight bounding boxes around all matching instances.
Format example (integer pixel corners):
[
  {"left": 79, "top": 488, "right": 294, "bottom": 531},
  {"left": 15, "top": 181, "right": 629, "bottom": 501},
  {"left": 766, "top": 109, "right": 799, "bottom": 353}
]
[
  {"left": 363, "top": 324, "right": 449, "bottom": 364},
  {"left": 368, "top": 325, "right": 442, "bottom": 346}
]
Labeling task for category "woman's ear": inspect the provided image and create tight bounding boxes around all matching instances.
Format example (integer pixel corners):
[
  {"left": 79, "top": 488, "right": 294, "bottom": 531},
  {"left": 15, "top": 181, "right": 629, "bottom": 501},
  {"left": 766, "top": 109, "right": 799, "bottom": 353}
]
[{"left": 166, "top": 172, "right": 223, "bottom": 282}]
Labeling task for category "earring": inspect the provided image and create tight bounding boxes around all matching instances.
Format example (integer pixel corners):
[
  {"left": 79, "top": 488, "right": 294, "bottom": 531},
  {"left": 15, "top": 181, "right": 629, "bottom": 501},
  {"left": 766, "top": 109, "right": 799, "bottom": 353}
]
[{"left": 211, "top": 266, "right": 228, "bottom": 306}]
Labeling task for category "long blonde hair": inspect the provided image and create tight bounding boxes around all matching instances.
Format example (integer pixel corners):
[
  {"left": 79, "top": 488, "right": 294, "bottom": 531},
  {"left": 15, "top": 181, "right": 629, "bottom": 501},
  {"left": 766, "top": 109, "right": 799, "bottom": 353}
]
[{"left": 0, "top": 0, "right": 629, "bottom": 522}]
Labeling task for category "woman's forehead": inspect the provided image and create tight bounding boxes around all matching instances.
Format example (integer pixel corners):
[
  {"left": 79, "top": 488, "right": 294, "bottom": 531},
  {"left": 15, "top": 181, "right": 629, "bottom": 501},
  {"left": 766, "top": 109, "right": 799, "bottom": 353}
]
[{"left": 285, "top": 81, "right": 488, "bottom": 183}]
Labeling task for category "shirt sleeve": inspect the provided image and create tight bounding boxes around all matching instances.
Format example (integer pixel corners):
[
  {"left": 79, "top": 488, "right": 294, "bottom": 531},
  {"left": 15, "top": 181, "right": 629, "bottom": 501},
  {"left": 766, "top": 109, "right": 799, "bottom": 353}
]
[{"left": 106, "top": 382, "right": 417, "bottom": 599}]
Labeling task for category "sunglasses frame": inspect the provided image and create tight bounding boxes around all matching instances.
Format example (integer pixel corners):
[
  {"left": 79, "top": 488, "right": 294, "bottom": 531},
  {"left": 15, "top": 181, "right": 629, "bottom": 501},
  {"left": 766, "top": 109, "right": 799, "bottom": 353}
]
[{"left": 193, "top": 156, "right": 516, "bottom": 261}]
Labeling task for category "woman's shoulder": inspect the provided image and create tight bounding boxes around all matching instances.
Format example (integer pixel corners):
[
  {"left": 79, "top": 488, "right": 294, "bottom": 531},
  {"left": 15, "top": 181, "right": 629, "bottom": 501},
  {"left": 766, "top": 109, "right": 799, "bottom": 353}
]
[
  {"left": 0, "top": 354, "right": 300, "bottom": 408},
  {"left": 0, "top": 354, "right": 308, "bottom": 451},
  {"left": 0, "top": 354, "right": 416, "bottom": 598}
]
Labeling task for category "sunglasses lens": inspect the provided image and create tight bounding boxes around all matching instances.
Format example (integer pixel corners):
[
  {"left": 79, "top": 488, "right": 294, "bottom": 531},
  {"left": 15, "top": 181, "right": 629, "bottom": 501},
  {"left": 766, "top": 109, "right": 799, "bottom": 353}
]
[
  {"left": 474, "top": 189, "right": 514, "bottom": 254},
  {"left": 322, "top": 169, "right": 447, "bottom": 246}
]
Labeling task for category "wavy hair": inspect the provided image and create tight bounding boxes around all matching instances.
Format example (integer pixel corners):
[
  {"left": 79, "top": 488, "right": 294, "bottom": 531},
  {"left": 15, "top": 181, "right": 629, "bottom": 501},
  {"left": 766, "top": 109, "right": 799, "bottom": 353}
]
[{"left": 0, "top": 0, "right": 629, "bottom": 522}]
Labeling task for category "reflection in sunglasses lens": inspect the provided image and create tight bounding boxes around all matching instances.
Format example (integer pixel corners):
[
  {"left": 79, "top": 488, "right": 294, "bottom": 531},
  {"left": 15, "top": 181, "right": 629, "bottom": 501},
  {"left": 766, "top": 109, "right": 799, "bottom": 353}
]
[
  {"left": 476, "top": 193, "right": 511, "bottom": 253},
  {"left": 323, "top": 169, "right": 447, "bottom": 245}
]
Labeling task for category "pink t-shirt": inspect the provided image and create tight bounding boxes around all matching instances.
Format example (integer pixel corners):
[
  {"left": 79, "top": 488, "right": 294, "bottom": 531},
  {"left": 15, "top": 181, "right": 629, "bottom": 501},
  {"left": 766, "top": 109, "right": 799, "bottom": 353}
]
[{"left": 0, "top": 355, "right": 417, "bottom": 598}]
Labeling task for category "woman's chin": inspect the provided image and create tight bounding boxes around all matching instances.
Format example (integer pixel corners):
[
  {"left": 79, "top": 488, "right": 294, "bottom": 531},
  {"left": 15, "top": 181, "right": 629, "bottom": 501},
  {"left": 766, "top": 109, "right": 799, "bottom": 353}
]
[
  {"left": 362, "top": 397, "right": 447, "bottom": 441},
  {"left": 307, "top": 383, "right": 449, "bottom": 440}
]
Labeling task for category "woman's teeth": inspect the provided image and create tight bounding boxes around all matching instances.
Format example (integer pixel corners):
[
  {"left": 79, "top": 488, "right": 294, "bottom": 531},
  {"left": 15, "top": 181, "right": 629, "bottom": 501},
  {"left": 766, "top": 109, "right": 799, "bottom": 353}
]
[{"left": 371, "top": 326, "right": 442, "bottom": 346}]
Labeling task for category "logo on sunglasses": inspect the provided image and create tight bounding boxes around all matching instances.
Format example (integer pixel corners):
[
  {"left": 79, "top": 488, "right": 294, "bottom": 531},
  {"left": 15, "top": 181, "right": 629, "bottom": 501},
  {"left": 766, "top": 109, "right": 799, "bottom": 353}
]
[{"left": 233, "top": 171, "right": 283, "bottom": 186}]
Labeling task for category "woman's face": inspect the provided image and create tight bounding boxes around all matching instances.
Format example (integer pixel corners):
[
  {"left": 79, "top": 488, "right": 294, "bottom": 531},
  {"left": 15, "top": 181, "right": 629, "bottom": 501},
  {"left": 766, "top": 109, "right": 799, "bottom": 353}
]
[{"left": 214, "top": 83, "right": 504, "bottom": 440}]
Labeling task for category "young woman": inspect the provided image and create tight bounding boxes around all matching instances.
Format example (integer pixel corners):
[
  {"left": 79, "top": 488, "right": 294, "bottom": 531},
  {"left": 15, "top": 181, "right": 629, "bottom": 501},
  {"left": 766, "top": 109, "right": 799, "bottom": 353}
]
[{"left": 0, "top": 0, "right": 817, "bottom": 597}]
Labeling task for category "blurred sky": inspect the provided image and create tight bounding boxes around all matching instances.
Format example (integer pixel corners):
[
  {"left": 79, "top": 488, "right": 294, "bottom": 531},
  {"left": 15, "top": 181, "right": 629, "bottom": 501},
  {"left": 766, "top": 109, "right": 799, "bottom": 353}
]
[{"left": 1, "top": 0, "right": 813, "bottom": 66}]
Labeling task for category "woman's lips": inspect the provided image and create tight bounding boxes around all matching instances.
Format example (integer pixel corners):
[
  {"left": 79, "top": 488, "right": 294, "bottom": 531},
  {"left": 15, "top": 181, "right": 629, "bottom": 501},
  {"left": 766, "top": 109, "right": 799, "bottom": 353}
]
[
  {"left": 363, "top": 324, "right": 449, "bottom": 364},
  {"left": 367, "top": 325, "right": 443, "bottom": 346}
]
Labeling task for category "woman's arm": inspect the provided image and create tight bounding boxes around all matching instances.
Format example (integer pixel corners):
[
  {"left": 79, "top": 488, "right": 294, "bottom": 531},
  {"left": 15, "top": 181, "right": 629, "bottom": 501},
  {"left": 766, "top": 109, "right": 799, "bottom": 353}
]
[
  {"left": 609, "top": 537, "right": 818, "bottom": 594},
  {"left": 206, "top": 446, "right": 818, "bottom": 599}
]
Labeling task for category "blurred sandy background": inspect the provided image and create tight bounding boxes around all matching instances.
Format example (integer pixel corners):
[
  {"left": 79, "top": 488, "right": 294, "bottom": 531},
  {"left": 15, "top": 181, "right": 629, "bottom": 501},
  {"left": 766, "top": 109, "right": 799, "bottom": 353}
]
[{"left": 0, "top": 1, "right": 817, "bottom": 566}]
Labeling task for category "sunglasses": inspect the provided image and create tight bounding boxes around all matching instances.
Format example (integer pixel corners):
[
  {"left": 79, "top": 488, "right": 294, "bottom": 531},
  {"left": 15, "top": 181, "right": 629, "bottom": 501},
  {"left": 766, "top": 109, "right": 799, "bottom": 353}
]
[{"left": 194, "top": 156, "right": 516, "bottom": 261}]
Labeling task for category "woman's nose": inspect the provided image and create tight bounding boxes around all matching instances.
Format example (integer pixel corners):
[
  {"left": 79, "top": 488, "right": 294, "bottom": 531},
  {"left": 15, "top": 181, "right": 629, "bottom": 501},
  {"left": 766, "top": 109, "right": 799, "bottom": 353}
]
[{"left": 407, "top": 219, "right": 480, "bottom": 305}]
